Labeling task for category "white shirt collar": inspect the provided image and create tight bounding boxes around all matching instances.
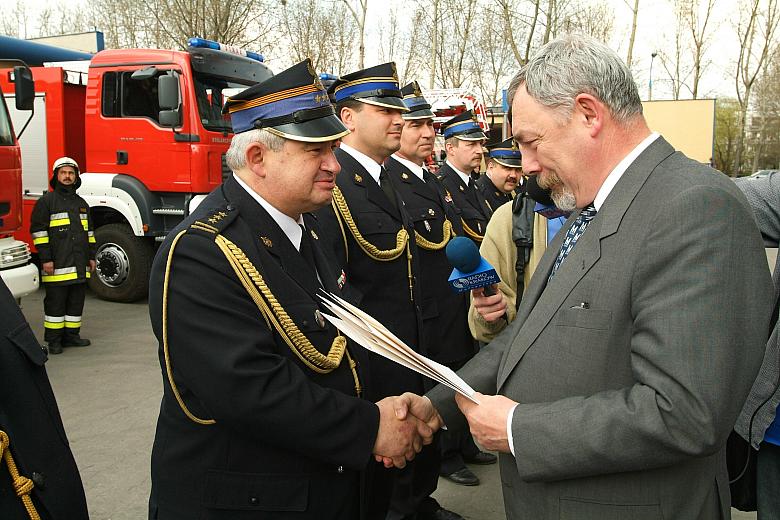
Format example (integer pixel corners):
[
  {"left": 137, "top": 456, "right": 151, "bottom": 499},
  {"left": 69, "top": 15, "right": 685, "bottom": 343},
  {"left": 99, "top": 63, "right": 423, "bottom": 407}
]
[
  {"left": 392, "top": 154, "right": 426, "bottom": 181},
  {"left": 593, "top": 132, "right": 660, "bottom": 211},
  {"left": 340, "top": 142, "right": 383, "bottom": 184},
  {"left": 446, "top": 160, "right": 472, "bottom": 186},
  {"left": 233, "top": 173, "right": 304, "bottom": 251}
]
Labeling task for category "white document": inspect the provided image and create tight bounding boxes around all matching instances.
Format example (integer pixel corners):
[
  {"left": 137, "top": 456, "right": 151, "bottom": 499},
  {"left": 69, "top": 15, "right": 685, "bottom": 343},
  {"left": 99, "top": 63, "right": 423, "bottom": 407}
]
[{"left": 318, "top": 292, "right": 480, "bottom": 404}]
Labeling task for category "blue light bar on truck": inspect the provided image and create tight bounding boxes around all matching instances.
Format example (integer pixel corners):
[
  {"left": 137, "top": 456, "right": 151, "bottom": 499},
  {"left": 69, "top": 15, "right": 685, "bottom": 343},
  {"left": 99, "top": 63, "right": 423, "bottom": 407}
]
[
  {"left": 319, "top": 73, "right": 339, "bottom": 81},
  {"left": 187, "top": 37, "right": 264, "bottom": 62}
]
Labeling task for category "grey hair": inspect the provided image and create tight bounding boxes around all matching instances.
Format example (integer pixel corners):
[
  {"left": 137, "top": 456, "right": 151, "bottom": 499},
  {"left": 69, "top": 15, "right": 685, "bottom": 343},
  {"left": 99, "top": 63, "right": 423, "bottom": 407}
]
[
  {"left": 225, "top": 128, "right": 285, "bottom": 171},
  {"left": 508, "top": 34, "right": 642, "bottom": 123}
]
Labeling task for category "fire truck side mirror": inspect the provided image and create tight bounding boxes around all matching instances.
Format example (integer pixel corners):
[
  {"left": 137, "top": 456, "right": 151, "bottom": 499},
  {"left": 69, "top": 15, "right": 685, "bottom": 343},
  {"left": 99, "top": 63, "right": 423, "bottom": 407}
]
[
  {"left": 158, "top": 75, "right": 179, "bottom": 110},
  {"left": 13, "top": 66, "right": 34, "bottom": 111},
  {"left": 158, "top": 75, "right": 181, "bottom": 128}
]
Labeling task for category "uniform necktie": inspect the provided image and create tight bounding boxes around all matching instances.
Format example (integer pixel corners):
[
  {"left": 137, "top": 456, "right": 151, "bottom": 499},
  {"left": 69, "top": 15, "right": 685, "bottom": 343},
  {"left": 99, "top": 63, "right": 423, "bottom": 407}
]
[
  {"left": 379, "top": 167, "right": 398, "bottom": 209},
  {"left": 298, "top": 224, "right": 317, "bottom": 273},
  {"left": 548, "top": 204, "right": 597, "bottom": 281}
]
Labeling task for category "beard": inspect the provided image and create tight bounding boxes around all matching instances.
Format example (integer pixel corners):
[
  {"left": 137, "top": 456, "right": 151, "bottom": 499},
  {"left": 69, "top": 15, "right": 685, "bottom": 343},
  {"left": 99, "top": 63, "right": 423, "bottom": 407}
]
[{"left": 537, "top": 170, "right": 576, "bottom": 212}]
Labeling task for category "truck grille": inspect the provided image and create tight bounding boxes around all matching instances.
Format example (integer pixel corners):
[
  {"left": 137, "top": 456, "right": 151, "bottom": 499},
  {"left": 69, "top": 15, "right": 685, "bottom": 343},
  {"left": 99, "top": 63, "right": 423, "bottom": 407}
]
[
  {"left": 221, "top": 154, "right": 231, "bottom": 181},
  {"left": 0, "top": 242, "right": 31, "bottom": 270}
]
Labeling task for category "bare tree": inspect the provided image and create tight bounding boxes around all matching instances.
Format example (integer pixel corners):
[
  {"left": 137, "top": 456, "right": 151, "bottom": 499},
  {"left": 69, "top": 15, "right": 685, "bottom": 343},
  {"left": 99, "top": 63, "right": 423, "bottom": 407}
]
[
  {"left": 748, "top": 50, "right": 780, "bottom": 171},
  {"left": 624, "top": 0, "right": 640, "bottom": 68},
  {"left": 559, "top": 0, "right": 614, "bottom": 43},
  {"left": 0, "top": 0, "right": 30, "bottom": 38},
  {"left": 682, "top": 0, "right": 717, "bottom": 99},
  {"left": 468, "top": 4, "right": 515, "bottom": 105},
  {"left": 340, "top": 0, "right": 368, "bottom": 69},
  {"left": 658, "top": 6, "right": 689, "bottom": 100},
  {"left": 280, "top": 0, "right": 356, "bottom": 74},
  {"left": 733, "top": 0, "right": 779, "bottom": 176}
]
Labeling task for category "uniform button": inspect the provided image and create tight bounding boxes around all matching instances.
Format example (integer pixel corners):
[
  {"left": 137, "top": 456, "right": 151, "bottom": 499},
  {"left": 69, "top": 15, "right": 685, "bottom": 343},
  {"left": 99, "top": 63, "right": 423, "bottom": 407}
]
[
  {"left": 249, "top": 496, "right": 259, "bottom": 505},
  {"left": 32, "top": 472, "right": 45, "bottom": 489},
  {"left": 377, "top": 221, "right": 382, "bottom": 228},
  {"left": 337, "top": 465, "right": 344, "bottom": 473},
  {"left": 302, "top": 320, "right": 309, "bottom": 327}
]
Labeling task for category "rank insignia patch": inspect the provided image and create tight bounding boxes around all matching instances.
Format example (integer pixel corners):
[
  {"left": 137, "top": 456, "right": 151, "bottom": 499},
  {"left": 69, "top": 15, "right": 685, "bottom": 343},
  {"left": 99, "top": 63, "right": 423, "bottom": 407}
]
[{"left": 260, "top": 236, "right": 273, "bottom": 248}]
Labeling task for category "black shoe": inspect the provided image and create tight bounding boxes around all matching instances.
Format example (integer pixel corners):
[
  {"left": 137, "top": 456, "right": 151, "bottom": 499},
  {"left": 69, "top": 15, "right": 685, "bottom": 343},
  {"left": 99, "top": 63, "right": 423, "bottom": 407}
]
[
  {"left": 464, "top": 450, "right": 497, "bottom": 465},
  {"left": 63, "top": 336, "right": 91, "bottom": 347},
  {"left": 47, "top": 341, "right": 63, "bottom": 355},
  {"left": 440, "top": 467, "right": 479, "bottom": 486}
]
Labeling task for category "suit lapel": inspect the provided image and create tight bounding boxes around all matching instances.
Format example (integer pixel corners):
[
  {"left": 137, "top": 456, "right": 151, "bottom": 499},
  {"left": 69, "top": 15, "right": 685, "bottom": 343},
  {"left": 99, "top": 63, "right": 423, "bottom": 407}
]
[
  {"left": 497, "top": 136, "right": 677, "bottom": 389},
  {"left": 336, "top": 148, "right": 402, "bottom": 221}
]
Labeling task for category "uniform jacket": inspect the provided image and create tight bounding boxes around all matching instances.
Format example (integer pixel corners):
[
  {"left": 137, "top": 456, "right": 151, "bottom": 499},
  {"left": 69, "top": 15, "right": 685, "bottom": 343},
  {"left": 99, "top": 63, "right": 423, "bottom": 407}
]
[
  {"left": 438, "top": 162, "right": 492, "bottom": 244},
  {"left": 735, "top": 172, "right": 780, "bottom": 448},
  {"left": 430, "top": 137, "right": 773, "bottom": 520},
  {"left": 385, "top": 156, "right": 476, "bottom": 367},
  {"left": 29, "top": 175, "right": 95, "bottom": 286},
  {"left": 315, "top": 147, "right": 425, "bottom": 400},
  {"left": 148, "top": 175, "right": 379, "bottom": 520},
  {"left": 475, "top": 173, "right": 513, "bottom": 214},
  {"left": 0, "top": 278, "right": 88, "bottom": 520}
]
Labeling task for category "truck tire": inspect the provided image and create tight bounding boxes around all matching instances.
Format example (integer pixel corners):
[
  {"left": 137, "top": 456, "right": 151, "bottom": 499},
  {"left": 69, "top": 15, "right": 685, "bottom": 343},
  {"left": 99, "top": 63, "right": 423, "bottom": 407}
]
[{"left": 89, "top": 223, "right": 153, "bottom": 302}]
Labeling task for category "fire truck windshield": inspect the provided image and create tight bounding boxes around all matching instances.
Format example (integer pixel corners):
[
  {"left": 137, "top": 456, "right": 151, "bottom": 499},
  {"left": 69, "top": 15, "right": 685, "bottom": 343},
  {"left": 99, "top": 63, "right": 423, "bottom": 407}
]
[{"left": 193, "top": 73, "right": 250, "bottom": 133}]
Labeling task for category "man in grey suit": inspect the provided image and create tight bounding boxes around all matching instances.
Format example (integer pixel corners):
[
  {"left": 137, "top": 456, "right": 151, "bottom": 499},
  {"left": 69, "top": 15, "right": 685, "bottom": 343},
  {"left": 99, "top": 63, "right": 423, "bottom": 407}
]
[
  {"left": 422, "top": 35, "right": 773, "bottom": 519},
  {"left": 734, "top": 171, "right": 780, "bottom": 519}
]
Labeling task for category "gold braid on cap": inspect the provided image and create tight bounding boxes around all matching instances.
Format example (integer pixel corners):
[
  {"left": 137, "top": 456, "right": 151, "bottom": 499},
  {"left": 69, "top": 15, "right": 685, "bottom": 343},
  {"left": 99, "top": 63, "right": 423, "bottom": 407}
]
[
  {"left": 330, "top": 187, "right": 415, "bottom": 301},
  {"left": 161, "top": 230, "right": 362, "bottom": 426}
]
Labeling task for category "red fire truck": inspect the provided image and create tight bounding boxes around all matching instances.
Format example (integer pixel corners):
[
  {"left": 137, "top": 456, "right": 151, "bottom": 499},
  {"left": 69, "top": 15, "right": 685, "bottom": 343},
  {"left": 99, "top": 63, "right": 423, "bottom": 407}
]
[
  {"left": 1, "top": 37, "right": 272, "bottom": 302},
  {"left": 0, "top": 64, "right": 38, "bottom": 301}
]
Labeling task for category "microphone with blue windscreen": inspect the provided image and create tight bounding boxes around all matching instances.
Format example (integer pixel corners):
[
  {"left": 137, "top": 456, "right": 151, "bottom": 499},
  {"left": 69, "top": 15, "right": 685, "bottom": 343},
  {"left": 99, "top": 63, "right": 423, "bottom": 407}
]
[{"left": 445, "top": 237, "right": 501, "bottom": 294}]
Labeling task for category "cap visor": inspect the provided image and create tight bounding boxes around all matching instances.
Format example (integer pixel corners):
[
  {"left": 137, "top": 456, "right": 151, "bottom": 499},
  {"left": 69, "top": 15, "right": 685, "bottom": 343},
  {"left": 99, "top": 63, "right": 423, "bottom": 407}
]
[
  {"left": 359, "top": 97, "right": 410, "bottom": 112},
  {"left": 455, "top": 131, "right": 487, "bottom": 141},
  {"left": 265, "top": 114, "right": 350, "bottom": 143},
  {"left": 402, "top": 108, "right": 435, "bottom": 120},
  {"left": 494, "top": 158, "right": 522, "bottom": 168}
]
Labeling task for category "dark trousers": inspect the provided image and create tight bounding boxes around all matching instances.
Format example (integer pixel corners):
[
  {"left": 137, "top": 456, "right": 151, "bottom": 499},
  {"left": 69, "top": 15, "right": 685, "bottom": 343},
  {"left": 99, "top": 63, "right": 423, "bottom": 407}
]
[
  {"left": 387, "top": 435, "right": 442, "bottom": 520},
  {"left": 438, "top": 357, "right": 480, "bottom": 475},
  {"left": 43, "top": 283, "right": 86, "bottom": 344},
  {"left": 758, "top": 441, "right": 780, "bottom": 520}
]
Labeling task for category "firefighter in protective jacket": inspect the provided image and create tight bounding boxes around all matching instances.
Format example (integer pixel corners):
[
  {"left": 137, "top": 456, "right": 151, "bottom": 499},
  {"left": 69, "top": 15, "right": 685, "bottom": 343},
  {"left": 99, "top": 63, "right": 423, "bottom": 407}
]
[{"left": 30, "top": 157, "right": 95, "bottom": 354}]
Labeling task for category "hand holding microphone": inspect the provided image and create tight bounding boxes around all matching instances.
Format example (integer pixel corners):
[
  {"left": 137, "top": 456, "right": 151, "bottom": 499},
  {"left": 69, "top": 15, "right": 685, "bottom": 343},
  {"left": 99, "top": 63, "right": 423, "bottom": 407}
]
[{"left": 445, "top": 237, "right": 507, "bottom": 323}]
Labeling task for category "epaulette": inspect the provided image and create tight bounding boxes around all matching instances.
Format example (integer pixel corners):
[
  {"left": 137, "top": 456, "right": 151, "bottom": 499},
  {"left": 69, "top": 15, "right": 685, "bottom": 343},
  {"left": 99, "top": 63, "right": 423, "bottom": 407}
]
[{"left": 188, "top": 203, "right": 239, "bottom": 238}]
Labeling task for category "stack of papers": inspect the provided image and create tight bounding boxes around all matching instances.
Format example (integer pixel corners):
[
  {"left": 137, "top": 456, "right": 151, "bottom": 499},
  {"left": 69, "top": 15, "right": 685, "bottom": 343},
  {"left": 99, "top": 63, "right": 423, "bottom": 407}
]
[{"left": 318, "top": 292, "right": 479, "bottom": 404}]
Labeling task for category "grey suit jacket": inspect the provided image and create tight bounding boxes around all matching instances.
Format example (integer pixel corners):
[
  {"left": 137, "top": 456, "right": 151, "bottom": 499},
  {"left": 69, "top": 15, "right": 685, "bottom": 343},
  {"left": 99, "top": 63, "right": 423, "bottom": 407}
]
[
  {"left": 734, "top": 172, "right": 780, "bottom": 448},
  {"left": 429, "top": 137, "right": 772, "bottom": 520}
]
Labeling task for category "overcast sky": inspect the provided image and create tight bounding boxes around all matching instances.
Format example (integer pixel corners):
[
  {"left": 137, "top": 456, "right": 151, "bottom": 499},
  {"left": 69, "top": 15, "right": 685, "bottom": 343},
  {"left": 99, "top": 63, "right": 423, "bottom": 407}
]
[{"left": 14, "top": 0, "right": 744, "bottom": 99}]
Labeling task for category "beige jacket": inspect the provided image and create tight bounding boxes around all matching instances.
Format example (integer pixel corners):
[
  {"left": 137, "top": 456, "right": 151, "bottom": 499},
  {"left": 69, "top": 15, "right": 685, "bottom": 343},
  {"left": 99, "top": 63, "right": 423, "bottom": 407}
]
[{"left": 467, "top": 202, "right": 548, "bottom": 342}]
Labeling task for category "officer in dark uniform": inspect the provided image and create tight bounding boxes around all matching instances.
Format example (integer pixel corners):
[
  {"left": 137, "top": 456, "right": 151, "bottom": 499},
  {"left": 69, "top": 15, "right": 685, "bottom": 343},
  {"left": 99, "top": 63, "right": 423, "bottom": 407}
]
[
  {"left": 29, "top": 157, "right": 95, "bottom": 354},
  {"left": 437, "top": 111, "right": 492, "bottom": 244},
  {"left": 383, "top": 81, "right": 476, "bottom": 520},
  {"left": 147, "top": 59, "right": 439, "bottom": 520},
  {"left": 0, "top": 277, "right": 89, "bottom": 520},
  {"left": 315, "top": 63, "right": 426, "bottom": 518},
  {"left": 475, "top": 138, "right": 521, "bottom": 212}
]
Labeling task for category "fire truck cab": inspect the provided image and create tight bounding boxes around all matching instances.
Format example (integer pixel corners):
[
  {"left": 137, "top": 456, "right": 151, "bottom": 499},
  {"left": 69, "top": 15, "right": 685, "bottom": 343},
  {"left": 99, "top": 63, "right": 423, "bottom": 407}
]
[
  {"left": 2, "top": 38, "right": 272, "bottom": 301},
  {"left": 0, "top": 65, "right": 38, "bottom": 300}
]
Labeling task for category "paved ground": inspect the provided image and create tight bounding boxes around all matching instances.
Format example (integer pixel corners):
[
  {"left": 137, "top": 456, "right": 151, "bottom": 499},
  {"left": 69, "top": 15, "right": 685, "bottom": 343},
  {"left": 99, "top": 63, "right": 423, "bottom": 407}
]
[{"left": 18, "top": 287, "right": 757, "bottom": 519}]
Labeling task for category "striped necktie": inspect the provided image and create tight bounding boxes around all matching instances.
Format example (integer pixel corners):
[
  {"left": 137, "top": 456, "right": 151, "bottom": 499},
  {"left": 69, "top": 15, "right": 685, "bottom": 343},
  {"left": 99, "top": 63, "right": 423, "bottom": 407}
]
[{"left": 548, "top": 204, "right": 597, "bottom": 280}]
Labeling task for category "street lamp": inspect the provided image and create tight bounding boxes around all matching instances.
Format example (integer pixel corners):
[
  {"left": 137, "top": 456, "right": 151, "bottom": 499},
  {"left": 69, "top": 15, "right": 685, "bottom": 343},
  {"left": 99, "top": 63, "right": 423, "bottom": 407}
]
[{"left": 648, "top": 52, "right": 658, "bottom": 101}]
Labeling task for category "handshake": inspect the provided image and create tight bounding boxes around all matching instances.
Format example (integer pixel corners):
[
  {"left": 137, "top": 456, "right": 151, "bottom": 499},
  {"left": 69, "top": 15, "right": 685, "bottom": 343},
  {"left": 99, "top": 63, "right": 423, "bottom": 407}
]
[{"left": 372, "top": 392, "right": 443, "bottom": 468}]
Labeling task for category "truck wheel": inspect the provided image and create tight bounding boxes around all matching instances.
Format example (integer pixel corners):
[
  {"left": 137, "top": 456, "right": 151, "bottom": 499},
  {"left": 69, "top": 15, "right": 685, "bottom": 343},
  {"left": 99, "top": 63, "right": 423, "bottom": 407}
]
[{"left": 89, "top": 223, "right": 153, "bottom": 302}]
